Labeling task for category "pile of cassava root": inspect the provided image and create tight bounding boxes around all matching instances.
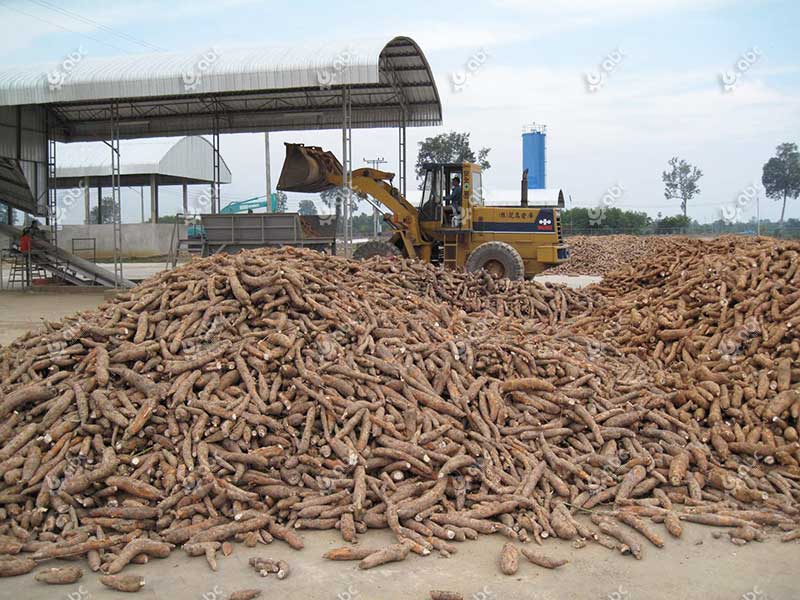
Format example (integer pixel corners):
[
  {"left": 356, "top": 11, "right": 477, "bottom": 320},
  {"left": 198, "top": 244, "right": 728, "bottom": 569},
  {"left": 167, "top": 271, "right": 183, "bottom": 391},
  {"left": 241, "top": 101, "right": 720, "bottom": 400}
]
[
  {"left": 547, "top": 234, "right": 673, "bottom": 276},
  {"left": 0, "top": 239, "right": 798, "bottom": 590}
]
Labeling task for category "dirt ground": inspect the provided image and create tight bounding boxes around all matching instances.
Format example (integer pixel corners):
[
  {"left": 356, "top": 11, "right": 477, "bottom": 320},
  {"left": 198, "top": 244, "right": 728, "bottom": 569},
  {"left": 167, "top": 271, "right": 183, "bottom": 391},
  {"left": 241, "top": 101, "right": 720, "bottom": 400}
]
[{"left": 0, "top": 287, "right": 798, "bottom": 600}]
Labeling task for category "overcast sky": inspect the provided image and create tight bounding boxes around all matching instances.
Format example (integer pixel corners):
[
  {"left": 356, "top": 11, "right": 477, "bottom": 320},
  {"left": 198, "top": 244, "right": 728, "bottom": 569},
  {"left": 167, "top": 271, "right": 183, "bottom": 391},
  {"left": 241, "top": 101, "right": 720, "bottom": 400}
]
[{"left": 1, "top": 0, "right": 798, "bottom": 224}]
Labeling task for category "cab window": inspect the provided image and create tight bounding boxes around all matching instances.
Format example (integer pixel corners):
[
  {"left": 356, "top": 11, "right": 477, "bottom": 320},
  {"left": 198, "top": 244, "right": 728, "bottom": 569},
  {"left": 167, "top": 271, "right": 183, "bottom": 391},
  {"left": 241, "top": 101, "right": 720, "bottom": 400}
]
[{"left": 471, "top": 171, "right": 484, "bottom": 206}]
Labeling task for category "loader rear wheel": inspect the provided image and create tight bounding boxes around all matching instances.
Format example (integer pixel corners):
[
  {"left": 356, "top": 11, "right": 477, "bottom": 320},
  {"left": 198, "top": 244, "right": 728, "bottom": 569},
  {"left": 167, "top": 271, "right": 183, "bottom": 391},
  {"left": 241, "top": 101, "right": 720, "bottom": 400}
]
[
  {"left": 353, "top": 240, "right": 402, "bottom": 260},
  {"left": 466, "top": 241, "right": 525, "bottom": 280}
]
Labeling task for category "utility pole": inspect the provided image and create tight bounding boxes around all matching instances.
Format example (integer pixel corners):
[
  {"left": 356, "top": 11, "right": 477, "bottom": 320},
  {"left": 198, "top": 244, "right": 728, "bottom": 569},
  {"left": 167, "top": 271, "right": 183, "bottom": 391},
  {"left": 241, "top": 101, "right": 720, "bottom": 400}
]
[{"left": 364, "top": 156, "right": 387, "bottom": 238}]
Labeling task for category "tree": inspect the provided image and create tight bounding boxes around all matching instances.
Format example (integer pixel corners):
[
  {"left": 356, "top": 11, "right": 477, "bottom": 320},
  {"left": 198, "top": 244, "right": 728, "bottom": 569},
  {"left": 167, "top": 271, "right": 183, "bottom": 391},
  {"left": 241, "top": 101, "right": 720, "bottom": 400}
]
[
  {"left": 298, "top": 199, "right": 318, "bottom": 216},
  {"left": 654, "top": 214, "right": 691, "bottom": 234},
  {"left": 662, "top": 157, "right": 703, "bottom": 217},
  {"left": 89, "top": 196, "right": 117, "bottom": 224},
  {"left": 319, "top": 188, "right": 359, "bottom": 215},
  {"left": 415, "top": 132, "right": 490, "bottom": 187},
  {"left": 273, "top": 191, "right": 288, "bottom": 212},
  {"left": 762, "top": 142, "right": 800, "bottom": 229},
  {"left": 560, "top": 207, "right": 651, "bottom": 234}
]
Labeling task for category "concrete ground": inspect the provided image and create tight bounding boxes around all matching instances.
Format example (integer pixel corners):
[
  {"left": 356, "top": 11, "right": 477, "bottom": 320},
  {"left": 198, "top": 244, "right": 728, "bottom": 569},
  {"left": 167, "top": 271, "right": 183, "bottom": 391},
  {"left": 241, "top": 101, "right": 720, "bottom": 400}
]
[
  {"left": 0, "top": 285, "right": 797, "bottom": 600},
  {"left": 1, "top": 525, "right": 797, "bottom": 600},
  {"left": 0, "top": 289, "right": 112, "bottom": 345},
  {"left": 0, "top": 262, "right": 168, "bottom": 288}
]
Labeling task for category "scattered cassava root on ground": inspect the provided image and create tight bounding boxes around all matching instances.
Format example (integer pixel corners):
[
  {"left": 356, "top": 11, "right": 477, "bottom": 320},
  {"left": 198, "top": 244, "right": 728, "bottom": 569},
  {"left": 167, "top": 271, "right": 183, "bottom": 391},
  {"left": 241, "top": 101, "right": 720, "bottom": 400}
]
[
  {"left": 227, "top": 590, "right": 261, "bottom": 600},
  {"left": 430, "top": 591, "right": 464, "bottom": 600},
  {"left": 499, "top": 542, "right": 519, "bottom": 575},
  {"left": 100, "top": 573, "right": 145, "bottom": 592},
  {"left": 0, "top": 239, "right": 797, "bottom": 587},
  {"left": 520, "top": 548, "right": 568, "bottom": 569},
  {"left": 33, "top": 566, "right": 83, "bottom": 584}
]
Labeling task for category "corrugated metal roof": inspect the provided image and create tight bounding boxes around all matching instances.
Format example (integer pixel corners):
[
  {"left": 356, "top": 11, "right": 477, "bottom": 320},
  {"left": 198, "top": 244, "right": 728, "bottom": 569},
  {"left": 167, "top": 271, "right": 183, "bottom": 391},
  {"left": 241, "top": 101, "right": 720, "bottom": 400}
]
[
  {"left": 0, "top": 36, "right": 442, "bottom": 141},
  {"left": 55, "top": 136, "right": 232, "bottom": 185}
]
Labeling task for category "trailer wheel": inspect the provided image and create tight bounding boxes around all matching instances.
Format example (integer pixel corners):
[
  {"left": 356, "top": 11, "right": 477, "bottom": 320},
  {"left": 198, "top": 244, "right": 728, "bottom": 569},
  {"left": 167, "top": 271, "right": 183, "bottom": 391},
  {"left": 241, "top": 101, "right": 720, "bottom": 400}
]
[
  {"left": 466, "top": 241, "right": 525, "bottom": 280},
  {"left": 353, "top": 240, "right": 402, "bottom": 260}
]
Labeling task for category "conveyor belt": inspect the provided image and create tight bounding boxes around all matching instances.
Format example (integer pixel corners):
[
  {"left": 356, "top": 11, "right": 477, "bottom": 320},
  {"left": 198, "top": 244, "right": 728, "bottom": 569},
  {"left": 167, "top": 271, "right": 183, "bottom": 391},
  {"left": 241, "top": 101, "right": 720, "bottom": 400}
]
[{"left": 0, "top": 224, "right": 134, "bottom": 288}]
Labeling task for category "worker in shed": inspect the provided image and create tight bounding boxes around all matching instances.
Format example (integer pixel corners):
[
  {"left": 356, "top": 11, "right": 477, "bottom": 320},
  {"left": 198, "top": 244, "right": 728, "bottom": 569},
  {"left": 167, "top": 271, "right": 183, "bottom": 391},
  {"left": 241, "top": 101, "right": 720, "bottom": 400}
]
[{"left": 18, "top": 220, "right": 42, "bottom": 287}]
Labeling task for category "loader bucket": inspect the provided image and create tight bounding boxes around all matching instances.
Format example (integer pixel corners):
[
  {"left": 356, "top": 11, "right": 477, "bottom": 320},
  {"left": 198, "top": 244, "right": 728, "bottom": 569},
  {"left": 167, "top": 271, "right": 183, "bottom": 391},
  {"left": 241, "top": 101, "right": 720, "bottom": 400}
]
[{"left": 277, "top": 143, "right": 343, "bottom": 193}]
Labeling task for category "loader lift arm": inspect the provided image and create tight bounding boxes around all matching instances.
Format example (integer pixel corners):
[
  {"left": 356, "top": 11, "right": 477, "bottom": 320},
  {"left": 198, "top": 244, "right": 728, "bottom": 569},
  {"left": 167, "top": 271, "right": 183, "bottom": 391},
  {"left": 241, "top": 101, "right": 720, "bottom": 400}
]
[{"left": 277, "top": 143, "right": 430, "bottom": 258}]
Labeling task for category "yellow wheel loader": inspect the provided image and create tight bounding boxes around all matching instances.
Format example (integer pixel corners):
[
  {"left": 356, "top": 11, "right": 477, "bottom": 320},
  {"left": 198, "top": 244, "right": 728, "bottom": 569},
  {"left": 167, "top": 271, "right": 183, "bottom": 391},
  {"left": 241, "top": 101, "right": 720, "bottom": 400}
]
[{"left": 278, "top": 143, "right": 569, "bottom": 279}]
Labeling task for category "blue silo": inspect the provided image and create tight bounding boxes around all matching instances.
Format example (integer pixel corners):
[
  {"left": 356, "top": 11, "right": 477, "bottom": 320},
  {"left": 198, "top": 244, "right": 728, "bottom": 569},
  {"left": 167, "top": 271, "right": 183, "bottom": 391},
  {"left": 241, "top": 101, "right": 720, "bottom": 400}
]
[{"left": 522, "top": 124, "right": 546, "bottom": 189}]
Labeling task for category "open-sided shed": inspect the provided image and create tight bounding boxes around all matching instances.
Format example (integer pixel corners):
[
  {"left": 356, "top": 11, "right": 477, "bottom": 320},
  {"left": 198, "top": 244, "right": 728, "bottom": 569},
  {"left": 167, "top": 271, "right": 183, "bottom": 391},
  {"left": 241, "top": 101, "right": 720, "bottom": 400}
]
[
  {"left": 56, "top": 136, "right": 232, "bottom": 223},
  {"left": 0, "top": 35, "right": 442, "bottom": 284}
]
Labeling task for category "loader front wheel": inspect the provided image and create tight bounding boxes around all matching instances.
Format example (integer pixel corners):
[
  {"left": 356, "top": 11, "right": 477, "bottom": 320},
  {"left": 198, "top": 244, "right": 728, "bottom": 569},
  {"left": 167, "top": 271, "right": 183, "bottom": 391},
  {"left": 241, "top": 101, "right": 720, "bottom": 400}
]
[
  {"left": 353, "top": 240, "right": 402, "bottom": 261},
  {"left": 466, "top": 241, "right": 525, "bottom": 280}
]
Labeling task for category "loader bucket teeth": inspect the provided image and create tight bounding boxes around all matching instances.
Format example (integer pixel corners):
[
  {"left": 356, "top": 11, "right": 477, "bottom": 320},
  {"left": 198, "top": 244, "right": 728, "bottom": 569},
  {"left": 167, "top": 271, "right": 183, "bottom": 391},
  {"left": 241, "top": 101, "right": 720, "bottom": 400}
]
[{"left": 277, "top": 143, "right": 343, "bottom": 192}]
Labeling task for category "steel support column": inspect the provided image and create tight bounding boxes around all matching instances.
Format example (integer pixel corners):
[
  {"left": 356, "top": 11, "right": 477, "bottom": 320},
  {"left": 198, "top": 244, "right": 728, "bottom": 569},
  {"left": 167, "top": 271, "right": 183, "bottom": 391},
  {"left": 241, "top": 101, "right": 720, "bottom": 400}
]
[
  {"left": 46, "top": 136, "right": 57, "bottom": 245},
  {"left": 83, "top": 177, "right": 91, "bottom": 224},
  {"left": 341, "top": 86, "right": 352, "bottom": 257},
  {"left": 212, "top": 110, "right": 221, "bottom": 214},
  {"left": 109, "top": 101, "right": 123, "bottom": 286},
  {"left": 182, "top": 183, "right": 188, "bottom": 217},
  {"left": 398, "top": 114, "right": 407, "bottom": 200},
  {"left": 149, "top": 175, "right": 158, "bottom": 223},
  {"left": 264, "top": 132, "right": 272, "bottom": 213}
]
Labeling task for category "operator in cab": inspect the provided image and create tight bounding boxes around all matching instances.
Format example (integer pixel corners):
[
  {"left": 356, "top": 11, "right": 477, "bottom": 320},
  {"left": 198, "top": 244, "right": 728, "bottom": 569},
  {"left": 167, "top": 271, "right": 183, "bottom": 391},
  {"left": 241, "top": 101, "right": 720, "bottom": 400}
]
[{"left": 443, "top": 176, "right": 462, "bottom": 226}]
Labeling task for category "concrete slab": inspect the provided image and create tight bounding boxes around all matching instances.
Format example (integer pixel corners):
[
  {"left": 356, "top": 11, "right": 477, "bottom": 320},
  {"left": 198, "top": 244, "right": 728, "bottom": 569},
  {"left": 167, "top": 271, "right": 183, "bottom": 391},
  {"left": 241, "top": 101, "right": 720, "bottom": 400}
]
[
  {"left": 535, "top": 274, "right": 602, "bottom": 289},
  {"left": 1, "top": 525, "right": 797, "bottom": 600},
  {"left": 0, "top": 289, "right": 111, "bottom": 346}
]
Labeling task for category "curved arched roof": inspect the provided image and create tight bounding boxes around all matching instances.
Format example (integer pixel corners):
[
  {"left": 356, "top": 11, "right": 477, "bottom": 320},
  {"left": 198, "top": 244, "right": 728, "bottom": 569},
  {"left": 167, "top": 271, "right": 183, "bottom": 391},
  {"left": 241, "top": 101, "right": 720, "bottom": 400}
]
[
  {"left": 55, "top": 136, "right": 232, "bottom": 188},
  {"left": 0, "top": 36, "right": 442, "bottom": 142}
]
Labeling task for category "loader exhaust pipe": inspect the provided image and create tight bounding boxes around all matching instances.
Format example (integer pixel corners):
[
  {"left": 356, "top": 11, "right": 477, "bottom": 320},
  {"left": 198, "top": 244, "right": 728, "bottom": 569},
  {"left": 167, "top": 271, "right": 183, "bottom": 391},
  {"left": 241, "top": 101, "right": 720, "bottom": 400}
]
[
  {"left": 277, "top": 143, "right": 343, "bottom": 193},
  {"left": 521, "top": 168, "right": 529, "bottom": 207}
]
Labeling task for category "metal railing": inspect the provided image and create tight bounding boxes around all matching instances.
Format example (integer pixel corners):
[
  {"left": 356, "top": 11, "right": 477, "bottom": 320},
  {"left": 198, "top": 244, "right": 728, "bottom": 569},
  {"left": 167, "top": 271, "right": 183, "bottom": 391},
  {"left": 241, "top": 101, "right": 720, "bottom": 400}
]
[{"left": 71, "top": 238, "right": 97, "bottom": 263}]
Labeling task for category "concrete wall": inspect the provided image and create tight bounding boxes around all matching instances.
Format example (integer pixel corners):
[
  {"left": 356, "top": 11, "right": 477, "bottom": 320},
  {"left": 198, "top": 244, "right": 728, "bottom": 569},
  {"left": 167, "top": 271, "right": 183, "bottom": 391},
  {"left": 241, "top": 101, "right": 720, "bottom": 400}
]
[{"left": 58, "top": 223, "right": 187, "bottom": 259}]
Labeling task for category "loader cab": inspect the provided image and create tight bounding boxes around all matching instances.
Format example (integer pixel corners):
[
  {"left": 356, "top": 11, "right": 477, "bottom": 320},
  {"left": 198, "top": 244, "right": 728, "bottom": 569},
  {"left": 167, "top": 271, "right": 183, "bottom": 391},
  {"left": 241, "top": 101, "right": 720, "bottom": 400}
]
[{"left": 418, "top": 162, "right": 482, "bottom": 228}]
